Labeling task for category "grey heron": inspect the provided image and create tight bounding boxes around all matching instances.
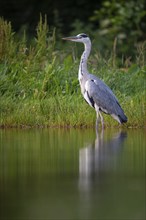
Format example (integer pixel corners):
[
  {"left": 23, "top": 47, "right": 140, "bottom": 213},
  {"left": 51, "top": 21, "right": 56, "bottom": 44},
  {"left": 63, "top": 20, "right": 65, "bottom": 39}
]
[{"left": 62, "top": 33, "right": 127, "bottom": 127}]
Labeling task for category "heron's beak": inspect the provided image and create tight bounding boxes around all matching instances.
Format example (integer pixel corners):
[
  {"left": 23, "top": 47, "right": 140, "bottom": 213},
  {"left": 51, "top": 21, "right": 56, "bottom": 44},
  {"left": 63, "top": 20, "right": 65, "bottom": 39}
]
[{"left": 62, "top": 36, "right": 78, "bottom": 41}]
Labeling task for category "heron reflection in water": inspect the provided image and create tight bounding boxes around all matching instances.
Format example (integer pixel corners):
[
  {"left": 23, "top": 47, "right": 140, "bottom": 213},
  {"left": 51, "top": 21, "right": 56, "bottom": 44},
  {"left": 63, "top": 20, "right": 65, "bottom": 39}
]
[{"left": 79, "top": 129, "right": 127, "bottom": 191}]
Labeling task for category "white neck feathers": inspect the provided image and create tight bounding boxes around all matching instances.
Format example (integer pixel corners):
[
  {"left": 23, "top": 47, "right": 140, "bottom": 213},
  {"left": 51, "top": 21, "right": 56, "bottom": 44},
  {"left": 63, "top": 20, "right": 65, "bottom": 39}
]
[{"left": 78, "top": 40, "right": 91, "bottom": 79}]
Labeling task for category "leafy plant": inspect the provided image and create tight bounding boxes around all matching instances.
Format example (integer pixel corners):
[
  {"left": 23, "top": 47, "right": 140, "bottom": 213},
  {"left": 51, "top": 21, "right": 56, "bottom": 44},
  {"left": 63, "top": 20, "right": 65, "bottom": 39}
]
[{"left": 90, "top": 0, "right": 146, "bottom": 56}]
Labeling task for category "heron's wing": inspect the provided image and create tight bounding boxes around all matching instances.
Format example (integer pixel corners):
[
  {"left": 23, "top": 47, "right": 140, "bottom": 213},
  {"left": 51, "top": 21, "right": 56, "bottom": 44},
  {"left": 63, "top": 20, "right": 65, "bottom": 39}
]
[{"left": 84, "top": 78, "right": 120, "bottom": 114}]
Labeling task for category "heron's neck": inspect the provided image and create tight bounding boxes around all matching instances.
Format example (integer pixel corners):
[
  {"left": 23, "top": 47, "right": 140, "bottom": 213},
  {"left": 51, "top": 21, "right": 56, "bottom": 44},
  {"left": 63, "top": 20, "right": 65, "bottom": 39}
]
[{"left": 79, "top": 41, "right": 91, "bottom": 79}]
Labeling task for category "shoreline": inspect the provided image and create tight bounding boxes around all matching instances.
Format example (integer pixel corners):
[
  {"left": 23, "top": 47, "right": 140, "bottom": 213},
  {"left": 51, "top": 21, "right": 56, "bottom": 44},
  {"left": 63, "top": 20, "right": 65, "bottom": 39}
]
[{"left": 0, "top": 123, "right": 145, "bottom": 129}]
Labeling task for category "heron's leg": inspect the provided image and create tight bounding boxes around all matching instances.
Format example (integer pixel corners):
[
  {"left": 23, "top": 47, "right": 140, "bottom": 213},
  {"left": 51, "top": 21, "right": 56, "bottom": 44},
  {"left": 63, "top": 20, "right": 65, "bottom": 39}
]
[
  {"left": 99, "top": 111, "right": 104, "bottom": 129},
  {"left": 95, "top": 119, "right": 104, "bottom": 140},
  {"left": 95, "top": 105, "right": 104, "bottom": 130},
  {"left": 96, "top": 111, "right": 100, "bottom": 130}
]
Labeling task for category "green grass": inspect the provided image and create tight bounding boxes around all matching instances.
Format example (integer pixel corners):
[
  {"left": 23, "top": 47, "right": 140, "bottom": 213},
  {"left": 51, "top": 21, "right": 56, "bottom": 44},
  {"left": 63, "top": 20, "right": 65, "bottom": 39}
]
[{"left": 0, "top": 17, "right": 146, "bottom": 128}]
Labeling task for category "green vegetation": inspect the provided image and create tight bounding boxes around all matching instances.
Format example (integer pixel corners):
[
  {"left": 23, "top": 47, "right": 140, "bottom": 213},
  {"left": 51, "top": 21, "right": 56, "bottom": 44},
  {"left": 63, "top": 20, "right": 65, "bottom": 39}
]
[
  {"left": 0, "top": 17, "right": 146, "bottom": 128},
  {"left": 90, "top": 0, "right": 146, "bottom": 56}
]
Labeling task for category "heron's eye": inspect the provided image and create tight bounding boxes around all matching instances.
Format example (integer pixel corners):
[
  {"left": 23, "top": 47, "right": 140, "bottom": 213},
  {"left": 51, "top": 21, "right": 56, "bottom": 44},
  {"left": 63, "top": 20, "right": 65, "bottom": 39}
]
[
  {"left": 80, "top": 34, "right": 88, "bottom": 38},
  {"left": 77, "top": 33, "right": 88, "bottom": 38}
]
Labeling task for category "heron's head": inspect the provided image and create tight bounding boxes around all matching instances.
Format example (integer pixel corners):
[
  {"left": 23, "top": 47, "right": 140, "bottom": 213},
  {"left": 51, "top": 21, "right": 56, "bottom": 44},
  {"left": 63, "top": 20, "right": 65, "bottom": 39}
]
[{"left": 62, "top": 33, "right": 90, "bottom": 44}]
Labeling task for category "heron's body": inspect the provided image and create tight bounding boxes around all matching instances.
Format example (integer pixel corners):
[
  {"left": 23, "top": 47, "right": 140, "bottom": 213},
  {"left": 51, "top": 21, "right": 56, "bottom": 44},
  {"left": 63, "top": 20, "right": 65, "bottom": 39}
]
[{"left": 63, "top": 33, "right": 127, "bottom": 126}]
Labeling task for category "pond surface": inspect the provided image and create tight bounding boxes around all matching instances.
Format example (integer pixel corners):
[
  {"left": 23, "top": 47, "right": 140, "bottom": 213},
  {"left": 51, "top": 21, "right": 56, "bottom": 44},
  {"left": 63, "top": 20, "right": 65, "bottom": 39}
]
[{"left": 0, "top": 128, "right": 145, "bottom": 220}]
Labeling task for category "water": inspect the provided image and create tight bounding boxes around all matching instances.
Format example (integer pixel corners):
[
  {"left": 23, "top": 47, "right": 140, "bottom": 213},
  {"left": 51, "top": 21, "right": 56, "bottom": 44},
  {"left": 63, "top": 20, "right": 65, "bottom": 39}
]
[{"left": 0, "top": 128, "right": 145, "bottom": 219}]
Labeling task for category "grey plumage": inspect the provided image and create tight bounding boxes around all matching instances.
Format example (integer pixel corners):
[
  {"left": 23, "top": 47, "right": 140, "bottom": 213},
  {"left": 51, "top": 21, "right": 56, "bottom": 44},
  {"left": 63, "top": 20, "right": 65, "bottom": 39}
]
[{"left": 62, "top": 33, "right": 127, "bottom": 126}]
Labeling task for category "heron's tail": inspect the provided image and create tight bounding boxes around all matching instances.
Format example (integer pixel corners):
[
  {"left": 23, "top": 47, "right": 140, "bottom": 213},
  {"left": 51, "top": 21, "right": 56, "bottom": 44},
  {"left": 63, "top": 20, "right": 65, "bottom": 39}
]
[
  {"left": 118, "top": 114, "right": 128, "bottom": 124},
  {"left": 113, "top": 102, "right": 128, "bottom": 124},
  {"left": 111, "top": 110, "right": 128, "bottom": 124}
]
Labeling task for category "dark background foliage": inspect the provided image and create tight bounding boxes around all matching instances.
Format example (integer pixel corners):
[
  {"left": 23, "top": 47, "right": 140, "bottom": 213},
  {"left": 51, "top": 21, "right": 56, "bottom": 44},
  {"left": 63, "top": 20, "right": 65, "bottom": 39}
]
[
  {"left": 0, "top": 0, "right": 146, "bottom": 56},
  {"left": 0, "top": 0, "right": 101, "bottom": 34}
]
